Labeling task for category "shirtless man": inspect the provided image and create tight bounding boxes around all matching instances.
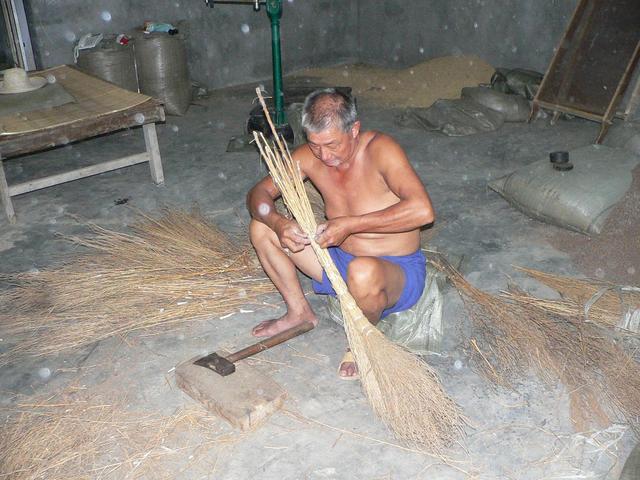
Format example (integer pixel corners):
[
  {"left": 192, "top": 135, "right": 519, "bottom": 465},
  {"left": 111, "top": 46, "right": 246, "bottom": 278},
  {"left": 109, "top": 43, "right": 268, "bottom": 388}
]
[{"left": 247, "top": 88, "right": 434, "bottom": 379}]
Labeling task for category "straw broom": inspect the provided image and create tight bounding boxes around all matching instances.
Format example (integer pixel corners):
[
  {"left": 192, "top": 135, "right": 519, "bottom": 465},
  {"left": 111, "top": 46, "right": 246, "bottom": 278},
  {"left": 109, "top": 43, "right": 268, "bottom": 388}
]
[
  {"left": 513, "top": 266, "right": 640, "bottom": 333},
  {"left": 252, "top": 89, "right": 464, "bottom": 450},
  {"left": 431, "top": 253, "right": 640, "bottom": 432},
  {"left": 498, "top": 291, "right": 619, "bottom": 331}
]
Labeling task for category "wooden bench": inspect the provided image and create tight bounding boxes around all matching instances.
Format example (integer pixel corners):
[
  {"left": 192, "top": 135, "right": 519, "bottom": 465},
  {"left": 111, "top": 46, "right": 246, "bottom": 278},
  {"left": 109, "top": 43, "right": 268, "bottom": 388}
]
[{"left": 0, "top": 66, "right": 166, "bottom": 223}]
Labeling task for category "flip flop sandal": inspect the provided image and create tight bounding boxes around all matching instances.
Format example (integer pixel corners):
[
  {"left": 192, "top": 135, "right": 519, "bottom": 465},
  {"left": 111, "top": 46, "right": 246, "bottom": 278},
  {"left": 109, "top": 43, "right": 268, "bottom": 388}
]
[{"left": 337, "top": 350, "right": 359, "bottom": 381}]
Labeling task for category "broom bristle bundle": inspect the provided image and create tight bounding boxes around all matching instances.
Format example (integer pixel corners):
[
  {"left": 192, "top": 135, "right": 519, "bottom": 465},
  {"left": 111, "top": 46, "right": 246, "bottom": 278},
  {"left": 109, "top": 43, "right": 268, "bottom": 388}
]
[
  {"left": 0, "top": 209, "right": 275, "bottom": 365},
  {"left": 514, "top": 266, "right": 640, "bottom": 332},
  {"left": 431, "top": 255, "right": 640, "bottom": 433},
  {"left": 253, "top": 89, "right": 464, "bottom": 450}
]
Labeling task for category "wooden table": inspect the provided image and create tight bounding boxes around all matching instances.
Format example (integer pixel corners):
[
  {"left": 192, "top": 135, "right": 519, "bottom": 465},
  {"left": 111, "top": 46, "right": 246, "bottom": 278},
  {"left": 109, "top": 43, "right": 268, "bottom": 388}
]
[{"left": 0, "top": 66, "right": 166, "bottom": 223}]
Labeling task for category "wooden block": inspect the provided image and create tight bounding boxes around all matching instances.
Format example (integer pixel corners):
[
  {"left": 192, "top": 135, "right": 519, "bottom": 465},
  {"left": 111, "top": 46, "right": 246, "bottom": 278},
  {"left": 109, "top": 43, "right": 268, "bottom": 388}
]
[{"left": 175, "top": 352, "right": 287, "bottom": 432}]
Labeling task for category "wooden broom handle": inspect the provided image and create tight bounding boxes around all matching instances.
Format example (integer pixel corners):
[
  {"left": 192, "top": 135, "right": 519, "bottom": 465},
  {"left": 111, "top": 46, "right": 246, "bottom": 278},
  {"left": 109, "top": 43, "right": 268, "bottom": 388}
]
[{"left": 226, "top": 322, "right": 315, "bottom": 364}]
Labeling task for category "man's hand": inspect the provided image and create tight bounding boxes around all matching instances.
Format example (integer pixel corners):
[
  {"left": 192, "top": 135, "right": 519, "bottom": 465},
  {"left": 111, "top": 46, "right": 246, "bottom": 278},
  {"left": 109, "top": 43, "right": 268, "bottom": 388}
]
[
  {"left": 315, "top": 217, "right": 354, "bottom": 248},
  {"left": 274, "top": 217, "right": 310, "bottom": 253}
]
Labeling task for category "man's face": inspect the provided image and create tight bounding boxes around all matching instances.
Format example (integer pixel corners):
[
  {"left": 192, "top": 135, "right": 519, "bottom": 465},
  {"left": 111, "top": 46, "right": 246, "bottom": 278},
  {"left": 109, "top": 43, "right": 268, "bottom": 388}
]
[{"left": 306, "top": 121, "right": 360, "bottom": 168}]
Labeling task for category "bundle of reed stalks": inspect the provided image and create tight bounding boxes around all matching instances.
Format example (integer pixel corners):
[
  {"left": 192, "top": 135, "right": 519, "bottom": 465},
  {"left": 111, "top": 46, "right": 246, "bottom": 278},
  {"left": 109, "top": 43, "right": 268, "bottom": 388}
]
[
  {"left": 276, "top": 180, "right": 325, "bottom": 224},
  {"left": 431, "top": 254, "right": 640, "bottom": 432},
  {"left": 252, "top": 89, "right": 464, "bottom": 450},
  {"left": 513, "top": 266, "right": 640, "bottom": 332},
  {"left": 0, "top": 209, "right": 274, "bottom": 365},
  {"left": 0, "top": 391, "right": 231, "bottom": 479}
]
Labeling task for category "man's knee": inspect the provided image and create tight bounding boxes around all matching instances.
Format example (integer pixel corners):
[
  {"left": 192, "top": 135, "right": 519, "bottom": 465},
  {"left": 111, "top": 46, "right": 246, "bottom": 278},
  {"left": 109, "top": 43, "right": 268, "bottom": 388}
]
[
  {"left": 249, "top": 219, "right": 275, "bottom": 248},
  {"left": 347, "top": 257, "right": 384, "bottom": 298}
]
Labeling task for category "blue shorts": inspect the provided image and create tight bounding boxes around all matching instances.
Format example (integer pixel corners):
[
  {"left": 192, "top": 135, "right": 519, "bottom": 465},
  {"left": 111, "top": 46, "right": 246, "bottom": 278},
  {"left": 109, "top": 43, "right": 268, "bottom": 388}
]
[{"left": 311, "top": 247, "right": 426, "bottom": 319}]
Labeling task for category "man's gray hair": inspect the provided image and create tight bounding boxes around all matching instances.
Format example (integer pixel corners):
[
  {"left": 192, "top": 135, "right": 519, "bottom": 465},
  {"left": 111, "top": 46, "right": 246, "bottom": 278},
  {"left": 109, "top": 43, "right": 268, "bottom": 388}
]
[{"left": 301, "top": 88, "right": 358, "bottom": 134}]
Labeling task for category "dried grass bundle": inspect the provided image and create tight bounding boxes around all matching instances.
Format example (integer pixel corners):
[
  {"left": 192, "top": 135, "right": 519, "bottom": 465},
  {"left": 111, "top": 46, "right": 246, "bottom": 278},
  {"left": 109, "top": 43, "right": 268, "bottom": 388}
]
[
  {"left": 0, "top": 209, "right": 274, "bottom": 364},
  {"left": 431, "top": 254, "right": 640, "bottom": 432},
  {"left": 514, "top": 266, "right": 640, "bottom": 332},
  {"left": 0, "top": 392, "right": 231, "bottom": 479},
  {"left": 276, "top": 180, "right": 325, "bottom": 225},
  {"left": 252, "top": 89, "right": 464, "bottom": 450}
]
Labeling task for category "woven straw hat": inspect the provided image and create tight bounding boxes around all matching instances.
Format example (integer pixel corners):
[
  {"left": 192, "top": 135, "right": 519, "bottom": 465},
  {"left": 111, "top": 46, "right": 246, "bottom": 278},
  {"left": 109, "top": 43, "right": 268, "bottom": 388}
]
[{"left": 0, "top": 68, "right": 47, "bottom": 94}]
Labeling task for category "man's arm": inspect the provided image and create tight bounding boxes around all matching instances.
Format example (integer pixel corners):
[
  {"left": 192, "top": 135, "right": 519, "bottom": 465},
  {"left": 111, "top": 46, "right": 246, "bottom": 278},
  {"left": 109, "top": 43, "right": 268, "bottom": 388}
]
[
  {"left": 246, "top": 175, "right": 286, "bottom": 231},
  {"left": 316, "top": 135, "right": 434, "bottom": 246},
  {"left": 246, "top": 148, "right": 312, "bottom": 252},
  {"left": 351, "top": 134, "right": 434, "bottom": 232}
]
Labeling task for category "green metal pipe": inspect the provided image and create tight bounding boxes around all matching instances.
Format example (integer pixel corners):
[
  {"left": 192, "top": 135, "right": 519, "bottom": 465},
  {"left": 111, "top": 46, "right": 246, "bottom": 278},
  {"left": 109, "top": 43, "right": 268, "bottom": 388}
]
[{"left": 266, "top": 0, "right": 285, "bottom": 126}]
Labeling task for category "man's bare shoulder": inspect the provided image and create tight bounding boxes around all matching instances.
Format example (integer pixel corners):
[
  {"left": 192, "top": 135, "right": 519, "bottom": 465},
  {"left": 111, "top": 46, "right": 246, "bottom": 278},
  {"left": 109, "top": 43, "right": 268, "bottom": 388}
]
[
  {"left": 291, "top": 143, "right": 317, "bottom": 171},
  {"left": 291, "top": 143, "right": 312, "bottom": 159},
  {"left": 362, "top": 131, "right": 407, "bottom": 165}
]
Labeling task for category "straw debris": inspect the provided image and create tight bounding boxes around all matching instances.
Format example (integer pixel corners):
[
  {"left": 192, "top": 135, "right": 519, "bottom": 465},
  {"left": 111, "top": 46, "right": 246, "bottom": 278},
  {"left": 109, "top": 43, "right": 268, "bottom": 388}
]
[
  {"left": 252, "top": 89, "right": 465, "bottom": 451},
  {"left": 0, "top": 209, "right": 274, "bottom": 365},
  {"left": 0, "top": 392, "right": 233, "bottom": 479}
]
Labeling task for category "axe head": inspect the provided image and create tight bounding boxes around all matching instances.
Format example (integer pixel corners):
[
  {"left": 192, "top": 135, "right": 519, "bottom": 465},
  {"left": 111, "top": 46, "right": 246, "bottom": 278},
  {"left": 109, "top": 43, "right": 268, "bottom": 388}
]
[{"left": 194, "top": 352, "right": 236, "bottom": 376}]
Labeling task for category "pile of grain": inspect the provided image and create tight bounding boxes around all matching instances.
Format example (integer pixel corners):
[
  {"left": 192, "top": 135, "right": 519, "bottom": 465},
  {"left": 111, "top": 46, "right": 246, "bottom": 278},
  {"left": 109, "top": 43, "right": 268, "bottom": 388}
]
[{"left": 291, "top": 55, "right": 495, "bottom": 108}]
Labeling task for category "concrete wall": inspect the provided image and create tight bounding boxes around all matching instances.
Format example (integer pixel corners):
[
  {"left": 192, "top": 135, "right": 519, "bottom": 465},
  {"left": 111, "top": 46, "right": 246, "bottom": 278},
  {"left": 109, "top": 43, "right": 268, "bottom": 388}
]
[
  {"left": 23, "top": 0, "right": 577, "bottom": 88},
  {"left": 23, "top": 0, "right": 358, "bottom": 88},
  {"left": 0, "top": 14, "right": 13, "bottom": 67},
  {"left": 356, "top": 0, "right": 578, "bottom": 72}
]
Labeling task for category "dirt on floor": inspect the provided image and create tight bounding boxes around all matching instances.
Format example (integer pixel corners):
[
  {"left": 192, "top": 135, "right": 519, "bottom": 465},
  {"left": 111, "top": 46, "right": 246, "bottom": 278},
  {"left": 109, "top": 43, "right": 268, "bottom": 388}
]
[
  {"left": 290, "top": 55, "right": 495, "bottom": 108},
  {"left": 549, "top": 165, "right": 640, "bottom": 286}
]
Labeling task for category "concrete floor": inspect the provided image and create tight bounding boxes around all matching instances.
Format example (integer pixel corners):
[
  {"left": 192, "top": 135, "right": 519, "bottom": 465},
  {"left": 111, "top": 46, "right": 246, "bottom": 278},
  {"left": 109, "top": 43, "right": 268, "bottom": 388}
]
[{"left": 0, "top": 82, "right": 635, "bottom": 479}]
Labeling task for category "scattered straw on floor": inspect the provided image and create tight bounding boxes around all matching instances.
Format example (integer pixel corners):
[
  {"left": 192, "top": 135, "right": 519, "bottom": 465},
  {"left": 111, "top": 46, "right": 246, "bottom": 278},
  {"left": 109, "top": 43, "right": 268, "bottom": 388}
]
[
  {"left": 431, "top": 254, "right": 640, "bottom": 433},
  {"left": 0, "top": 391, "right": 235, "bottom": 479},
  {"left": 0, "top": 209, "right": 275, "bottom": 365},
  {"left": 290, "top": 55, "right": 495, "bottom": 108}
]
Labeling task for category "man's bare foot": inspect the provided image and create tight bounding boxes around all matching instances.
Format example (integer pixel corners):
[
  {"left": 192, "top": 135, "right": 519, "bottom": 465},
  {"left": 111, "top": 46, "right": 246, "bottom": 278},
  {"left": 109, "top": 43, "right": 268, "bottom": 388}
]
[
  {"left": 251, "top": 309, "right": 318, "bottom": 337},
  {"left": 338, "top": 350, "right": 359, "bottom": 380}
]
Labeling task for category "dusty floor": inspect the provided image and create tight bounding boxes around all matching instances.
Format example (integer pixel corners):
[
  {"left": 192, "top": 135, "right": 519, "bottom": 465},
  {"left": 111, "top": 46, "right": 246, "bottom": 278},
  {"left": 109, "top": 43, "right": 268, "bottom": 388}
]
[{"left": 0, "top": 77, "right": 638, "bottom": 479}]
